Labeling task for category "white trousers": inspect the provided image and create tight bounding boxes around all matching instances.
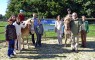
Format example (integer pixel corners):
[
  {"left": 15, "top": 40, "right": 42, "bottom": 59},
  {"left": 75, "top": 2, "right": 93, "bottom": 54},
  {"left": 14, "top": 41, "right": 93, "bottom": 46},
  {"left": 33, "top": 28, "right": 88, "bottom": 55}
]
[
  {"left": 71, "top": 34, "right": 79, "bottom": 50},
  {"left": 57, "top": 30, "right": 62, "bottom": 45},
  {"left": 15, "top": 34, "right": 22, "bottom": 51}
]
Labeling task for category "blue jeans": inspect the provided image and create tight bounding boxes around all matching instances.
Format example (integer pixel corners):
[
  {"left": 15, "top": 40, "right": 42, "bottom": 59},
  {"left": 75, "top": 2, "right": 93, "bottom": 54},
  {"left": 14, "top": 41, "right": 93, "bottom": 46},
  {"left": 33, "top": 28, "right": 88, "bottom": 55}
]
[
  {"left": 8, "top": 39, "right": 15, "bottom": 57},
  {"left": 34, "top": 27, "right": 42, "bottom": 46},
  {"left": 36, "top": 34, "right": 42, "bottom": 45}
]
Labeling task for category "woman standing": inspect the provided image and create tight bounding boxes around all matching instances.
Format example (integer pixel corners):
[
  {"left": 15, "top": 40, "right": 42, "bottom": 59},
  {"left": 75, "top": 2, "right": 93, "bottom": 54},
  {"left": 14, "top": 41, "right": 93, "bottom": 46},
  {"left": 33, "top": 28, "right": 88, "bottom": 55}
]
[{"left": 55, "top": 15, "right": 63, "bottom": 45}]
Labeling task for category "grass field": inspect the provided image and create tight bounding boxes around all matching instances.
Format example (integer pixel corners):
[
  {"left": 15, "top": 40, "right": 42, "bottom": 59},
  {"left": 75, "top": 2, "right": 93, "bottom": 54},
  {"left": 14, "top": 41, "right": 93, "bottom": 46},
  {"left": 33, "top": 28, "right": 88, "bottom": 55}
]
[
  {"left": 0, "top": 21, "right": 95, "bottom": 40},
  {"left": 0, "top": 21, "right": 7, "bottom": 40}
]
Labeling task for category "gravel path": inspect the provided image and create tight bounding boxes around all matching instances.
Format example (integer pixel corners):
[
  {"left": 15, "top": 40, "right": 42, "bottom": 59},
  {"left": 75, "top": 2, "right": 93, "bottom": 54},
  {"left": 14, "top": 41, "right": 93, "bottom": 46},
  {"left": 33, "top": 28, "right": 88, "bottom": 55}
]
[{"left": 0, "top": 37, "right": 95, "bottom": 60}]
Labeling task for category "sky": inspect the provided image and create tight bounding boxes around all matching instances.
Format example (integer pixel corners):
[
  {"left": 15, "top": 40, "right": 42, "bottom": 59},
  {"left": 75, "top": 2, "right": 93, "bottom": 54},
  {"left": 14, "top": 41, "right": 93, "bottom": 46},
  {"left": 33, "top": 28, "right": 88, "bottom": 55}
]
[{"left": 0, "top": 0, "right": 8, "bottom": 16}]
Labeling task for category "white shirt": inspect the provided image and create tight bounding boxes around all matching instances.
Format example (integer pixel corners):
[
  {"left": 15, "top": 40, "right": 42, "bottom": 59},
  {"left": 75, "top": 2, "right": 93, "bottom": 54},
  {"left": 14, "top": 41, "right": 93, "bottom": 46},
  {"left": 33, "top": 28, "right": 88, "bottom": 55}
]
[
  {"left": 55, "top": 20, "right": 63, "bottom": 30},
  {"left": 13, "top": 22, "right": 26, "bottom": 35}
]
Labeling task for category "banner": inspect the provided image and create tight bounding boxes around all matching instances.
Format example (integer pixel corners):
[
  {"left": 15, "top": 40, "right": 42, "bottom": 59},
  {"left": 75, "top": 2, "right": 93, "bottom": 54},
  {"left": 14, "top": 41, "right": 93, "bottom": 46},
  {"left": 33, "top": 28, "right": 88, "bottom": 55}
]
[{"left": 41, "top": 19, "right": 55, "bottom": 31}]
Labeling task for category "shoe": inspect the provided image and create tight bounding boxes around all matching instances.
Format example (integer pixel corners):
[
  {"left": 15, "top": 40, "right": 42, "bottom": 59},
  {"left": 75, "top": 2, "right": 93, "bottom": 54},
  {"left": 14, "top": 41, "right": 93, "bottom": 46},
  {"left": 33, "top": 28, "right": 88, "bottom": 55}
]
[
  {"left": 35, "top": 44, "right": 38, "bottom": 48},
  {"left": 64, "top": 45, "right": 67, "bottom": 47},
  {"left": 13, "top": 51, "right": 16, "bottom": 55},
  {"left": 8, "top": 55, "right": 14, "bottom": 58},
  {"left": 75, "top": 50, "right": 78, "bottom": 53},
  {"left": 35, "top": 43, "right": 39, "bottom": 48},
  {"left": 39, "top": 44, "right": 42, "bottom": 47},
  {"left": 11, "top": 54, "right": 16, "bottom": 57},
  {"left": 8, "top": 56, "right": 12, "bottom": 59},
  {"left": 71, "top": 49, "right": 75, "bottom": 52},
  {"left": 81, "top": 45, "right": 86, "bottom": 48},
  {"left": 58, "top": 44, "right": 62, "bottom": 45}
]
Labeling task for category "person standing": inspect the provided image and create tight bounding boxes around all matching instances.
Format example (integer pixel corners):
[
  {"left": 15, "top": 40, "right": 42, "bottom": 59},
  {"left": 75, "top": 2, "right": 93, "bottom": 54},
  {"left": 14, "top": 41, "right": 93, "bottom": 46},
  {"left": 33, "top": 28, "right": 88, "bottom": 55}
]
[
  {"left": 13, "top": 17, "right": 26, "bottom": 52},
  {"left": 30, "top": 13, "right": 38, "bottom": 45},
  {"left": 30, "top": 19, "right": 35, "bottom": 45},
  {"left": 70, "top": 12, "right": 81, "bottom": 53},
  {"left": 80, "top": 16, "right": 89, "bottom": 47},
  {"left": 36, "top": 20, "right": 44, "bottom": 47},
  {"left": 18, "top": 10, "right": 25, "bottom": 22},
  {"left": 32, "top": 13, "right": 44, "bottom": 47},
  {"left": 55, "top": 15, "right": 63, "bottom": 45},
  {"left": 5, "top": 18, "right": 17, "bottom": 58}
]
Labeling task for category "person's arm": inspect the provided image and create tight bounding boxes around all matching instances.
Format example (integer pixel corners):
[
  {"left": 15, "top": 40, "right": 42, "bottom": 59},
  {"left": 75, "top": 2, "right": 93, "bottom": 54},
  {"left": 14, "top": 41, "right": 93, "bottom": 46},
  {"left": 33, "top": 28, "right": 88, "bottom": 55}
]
[
  {"left": 14, "top": 26, "right": 17, "bottom": 40},
  {"left": 55, "top": 21, "right": 57, "bottom": 32},
  {"left": 86, "top": 21, "right": 89, "bottom": 33},
  {"left": 69, "top": 20, "right": 72, "bottom": 30},
  {"left": 42, "top": 24, "right": 44, "bottom": 35},
  {"left": 5, "top": 26, "right": 9, "bottom": 41}
]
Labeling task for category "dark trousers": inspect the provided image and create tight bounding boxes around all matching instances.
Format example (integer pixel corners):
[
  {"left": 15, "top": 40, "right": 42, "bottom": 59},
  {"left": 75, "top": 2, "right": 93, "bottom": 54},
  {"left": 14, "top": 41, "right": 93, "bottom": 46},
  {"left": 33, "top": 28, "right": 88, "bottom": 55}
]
[
  {"left": 8, "top": 40, "right": 15, "bottom": 57},
  {"left": 31, "top": 34, "right": 35, "bottom": 44},
  {"left": 81, "top": 30, "right": 86, "bottom": 47},
  {"left": 36, "top": 34, "right": 42, "bottom": 46}
]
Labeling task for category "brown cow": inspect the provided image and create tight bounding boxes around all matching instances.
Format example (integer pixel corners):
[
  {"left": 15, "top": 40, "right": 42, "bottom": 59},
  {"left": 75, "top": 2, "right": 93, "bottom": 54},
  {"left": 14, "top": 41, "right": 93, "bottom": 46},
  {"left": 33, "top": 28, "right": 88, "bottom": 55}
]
[
  {"left": 64, "top": 16, "right": 71, "bottom": 47},
  {"left": 21, "top": 18, "right": 33, "bottom": 49}
]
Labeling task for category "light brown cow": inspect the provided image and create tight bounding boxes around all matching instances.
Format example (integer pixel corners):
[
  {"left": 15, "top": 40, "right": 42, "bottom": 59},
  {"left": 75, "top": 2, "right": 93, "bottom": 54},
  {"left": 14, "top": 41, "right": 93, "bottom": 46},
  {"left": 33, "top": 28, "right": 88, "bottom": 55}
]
[
  {"left": 21, "top": 18, "right": 33, "bottom": 49},
  {"left": 64, "top": 16, "right": 71, "bottom": 47}
]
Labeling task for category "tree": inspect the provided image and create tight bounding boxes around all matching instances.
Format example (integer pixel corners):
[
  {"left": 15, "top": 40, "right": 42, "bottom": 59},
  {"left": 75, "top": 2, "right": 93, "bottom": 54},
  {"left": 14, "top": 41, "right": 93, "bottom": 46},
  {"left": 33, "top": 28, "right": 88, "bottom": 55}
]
[{"left": 5, "top": 0, "right": 95, "bottom": 18}]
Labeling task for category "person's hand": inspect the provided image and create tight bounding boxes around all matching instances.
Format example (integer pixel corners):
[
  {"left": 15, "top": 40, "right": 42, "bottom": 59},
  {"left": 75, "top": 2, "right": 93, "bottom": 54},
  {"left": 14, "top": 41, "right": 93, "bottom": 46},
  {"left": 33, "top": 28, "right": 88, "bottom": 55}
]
[{"left": 55, "top": 28, "right": 57, "bottom": 33}]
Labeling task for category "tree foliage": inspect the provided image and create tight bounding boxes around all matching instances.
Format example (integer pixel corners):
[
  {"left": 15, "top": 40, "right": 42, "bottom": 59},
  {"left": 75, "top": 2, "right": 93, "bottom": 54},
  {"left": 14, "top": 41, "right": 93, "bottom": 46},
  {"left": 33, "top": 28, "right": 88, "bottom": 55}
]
[{"left": 5, "top": 0, "right": 95, "bottom": 18}]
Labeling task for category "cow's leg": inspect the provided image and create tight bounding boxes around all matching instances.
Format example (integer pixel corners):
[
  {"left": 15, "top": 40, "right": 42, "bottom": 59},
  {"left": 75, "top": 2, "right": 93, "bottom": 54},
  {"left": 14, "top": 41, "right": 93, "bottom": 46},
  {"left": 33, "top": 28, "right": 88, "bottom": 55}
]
[
  {"left": 69, "top": 34, "right": 71, "bottom": 44},
  {"left": 26, "top": 37, "right": 29, "bottom": 49},
  {"left": 22, "top": 38, "right": 24, "bottom": 49},
  {"left": 64, "top": 34, "right": 67, "bottom": 47}
]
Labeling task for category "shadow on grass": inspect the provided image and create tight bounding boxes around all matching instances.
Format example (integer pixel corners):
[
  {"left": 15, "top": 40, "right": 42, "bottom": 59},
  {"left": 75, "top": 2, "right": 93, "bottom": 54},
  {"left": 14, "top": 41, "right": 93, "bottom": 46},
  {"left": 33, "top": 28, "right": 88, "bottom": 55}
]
[
  {"left": 16, "top": 40, "right": 95, "bottom": 59},
  {"left": 16, "top": 54, "right": 67, "bottom": 59},
  {"left": 17, "top": 43, "right": 70, "bottom": 59},
  {"left": 79, "top": 41, "right": 95, "bottom": 52},
  {"left": 0, "top": 40, "right": 5, "bottom": 43}
]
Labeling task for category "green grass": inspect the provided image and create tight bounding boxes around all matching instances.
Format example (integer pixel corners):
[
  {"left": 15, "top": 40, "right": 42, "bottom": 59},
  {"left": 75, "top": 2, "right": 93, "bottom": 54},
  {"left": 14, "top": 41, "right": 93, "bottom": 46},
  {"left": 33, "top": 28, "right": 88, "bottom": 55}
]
[
  {"left": 0, "top": 21, "right": 7, "bottom": 26},
  {"left": 44, "top": 31, "right": 57, "bottom": 37},
  {"left": 44, "top": 24, "right": 95, "bottom": 37},
  {"left": 0, "top": 21, "right": 7, "bottom": 40},
  {"left": 87, "top": 24, "right": 95, "bottom": 37},
  {"left": 0, "top": 21, "right": 95, "bottom": 40}
]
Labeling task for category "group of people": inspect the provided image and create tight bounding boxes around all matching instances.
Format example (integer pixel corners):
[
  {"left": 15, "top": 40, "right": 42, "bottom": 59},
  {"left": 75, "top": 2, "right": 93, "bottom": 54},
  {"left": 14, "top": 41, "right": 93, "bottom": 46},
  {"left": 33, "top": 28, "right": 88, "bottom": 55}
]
[
  {"left": 55, "top": 12, "right": 89, "bottom": 53},
  {"left": 5, "top": 9, "right": 89, "bottom": 58},
  {"left": 5, "top": 10, "right": 44, "bottom": 58}
]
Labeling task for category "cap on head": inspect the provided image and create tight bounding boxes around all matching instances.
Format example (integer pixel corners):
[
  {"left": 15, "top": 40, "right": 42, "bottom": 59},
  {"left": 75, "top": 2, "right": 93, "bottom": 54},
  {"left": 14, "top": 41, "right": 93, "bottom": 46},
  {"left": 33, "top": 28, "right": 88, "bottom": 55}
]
[{"left": 20, "top": 9, "right": 23, "bottom": 13}]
